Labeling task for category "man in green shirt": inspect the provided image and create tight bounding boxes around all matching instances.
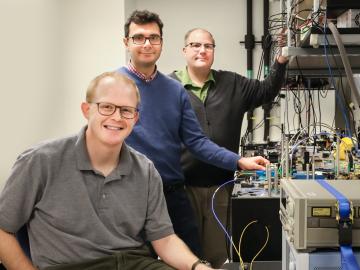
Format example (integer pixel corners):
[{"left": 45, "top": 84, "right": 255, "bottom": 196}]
[{"left": 170, "top": 28, "right": 288, "bottom": 267}]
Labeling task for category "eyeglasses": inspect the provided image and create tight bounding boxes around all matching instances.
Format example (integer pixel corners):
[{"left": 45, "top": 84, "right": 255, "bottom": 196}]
[
  {"left": 92, "top": 102, "right": 139, "bottom": 119},
  {"left": 128, "top": 34, "right": 162, "bottom": 45},
  {"left": 185, "top": 42, "right": 216, "bottom": 51}
]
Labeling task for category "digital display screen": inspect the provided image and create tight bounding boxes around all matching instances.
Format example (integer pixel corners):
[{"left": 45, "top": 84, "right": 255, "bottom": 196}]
[{"left": 312, "top": 207, "right": 331, "bottom": 217}]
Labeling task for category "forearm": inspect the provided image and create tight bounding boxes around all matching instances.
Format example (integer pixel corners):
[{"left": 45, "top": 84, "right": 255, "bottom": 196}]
[
  {"left": 0, "top": 228, "right": 36, "bottom": 270},
  {"left": 152, "top": 234, "right": 212, "bottom": 270},
  {"left": 261, "top": 58, "right": 287, "bottom": 97}
]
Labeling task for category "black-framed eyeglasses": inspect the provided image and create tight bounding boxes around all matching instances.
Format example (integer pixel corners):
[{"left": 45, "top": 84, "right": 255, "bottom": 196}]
[
  {"left": 185, "top": 42, "right": 216, "bottom": 51},
  {"left": 92, "top": 102, "right": 139, "bottom": 119},
  {"left": 128, "top": 34, "right": 162, "bottom": 45}
]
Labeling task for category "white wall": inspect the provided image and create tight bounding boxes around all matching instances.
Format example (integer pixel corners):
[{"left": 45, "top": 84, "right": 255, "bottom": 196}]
[
  {"left": 59, "top": 0, "right": 125, "bottom": 135},
  {"left": 0, "top": 0, "right": 61, "bottom": 189},
  {"left": 0, "top": 0, "right": 126, "bottom": 189}
]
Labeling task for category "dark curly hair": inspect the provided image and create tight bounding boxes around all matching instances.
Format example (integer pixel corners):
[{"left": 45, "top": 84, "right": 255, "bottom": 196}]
[{"left": 124, "top": 10, "right": 163, "bottom": 37}]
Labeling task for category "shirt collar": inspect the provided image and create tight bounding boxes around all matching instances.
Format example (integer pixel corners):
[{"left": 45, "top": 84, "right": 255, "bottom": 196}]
[
  {"left": 75, "top": 126, "right": 93, "bottom": 171},
  {"left": 75, "top": 126, "right": 133, "bottom": 180},
  {"left": 127, "top": 61, "right": 157, "bottom": 82},
  {"left": 175, "top": 68, "right": 215, "bottom": 88}
]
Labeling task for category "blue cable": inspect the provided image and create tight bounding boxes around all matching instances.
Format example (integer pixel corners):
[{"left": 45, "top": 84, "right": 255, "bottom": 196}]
[
  {"left": 316, "top": 180, "right": 360, "bottom": 270},
  {"left": 211, "top": 179, "right": 237, "bottom": 246}
]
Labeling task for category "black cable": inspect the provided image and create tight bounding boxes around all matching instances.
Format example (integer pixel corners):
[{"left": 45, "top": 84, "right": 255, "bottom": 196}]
[
  {"left": 319, "top": 25, "right": 357, "bottom": 135},
  {"left": 256, "top": 51, "right": 265, "bottom": 80}
]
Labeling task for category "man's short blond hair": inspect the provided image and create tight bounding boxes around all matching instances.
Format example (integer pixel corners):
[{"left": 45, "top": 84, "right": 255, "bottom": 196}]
[{"left": 86, "top": 71, "right": 140, "bottom": 106}]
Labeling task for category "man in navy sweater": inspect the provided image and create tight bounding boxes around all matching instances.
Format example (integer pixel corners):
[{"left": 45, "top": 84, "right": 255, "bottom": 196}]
[
  {"left": 170, "top": 28, "right": 288, "bottom": 267},
  {"left": 117, "top": 10, "right": 269, "bottom": 260}
]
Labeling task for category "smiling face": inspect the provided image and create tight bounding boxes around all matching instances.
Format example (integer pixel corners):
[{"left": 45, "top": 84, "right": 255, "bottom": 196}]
[
  {"left": 183, "top": 29, "right": 215, "bottom": 72},
  {"left": 82, "top": 74, "right": 139, "bottom": 149},
  {"left": 123, "top": 22, "right": 163, "bottom": 71}
]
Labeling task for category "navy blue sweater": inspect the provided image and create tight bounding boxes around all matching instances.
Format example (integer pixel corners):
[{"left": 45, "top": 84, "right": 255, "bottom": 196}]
[{"left": 117, "top": 67, "right": 239, "bottom": 184}]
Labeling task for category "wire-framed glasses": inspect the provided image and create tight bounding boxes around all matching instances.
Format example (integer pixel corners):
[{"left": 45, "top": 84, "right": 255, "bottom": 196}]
[{"left": 185, "top": 42, "right": 216, "bottom": 51}]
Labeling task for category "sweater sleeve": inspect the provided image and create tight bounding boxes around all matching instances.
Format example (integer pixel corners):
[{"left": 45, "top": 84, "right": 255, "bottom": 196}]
[
  {"left": 237, "top": 60, "right": 287, "bottom": 112},
  {"left": 178, "top": 89, "right": 240, "bottom": 171}
]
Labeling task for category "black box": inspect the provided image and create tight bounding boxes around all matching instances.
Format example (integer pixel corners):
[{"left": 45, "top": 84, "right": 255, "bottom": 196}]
[{"left": 231, "top": 196, "right": 282, "bottom": 263}]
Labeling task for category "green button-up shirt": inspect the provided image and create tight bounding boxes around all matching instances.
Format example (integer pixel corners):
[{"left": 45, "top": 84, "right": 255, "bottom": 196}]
[{"left": 175, "top": 68, "right": 215, "bottom": 103}]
